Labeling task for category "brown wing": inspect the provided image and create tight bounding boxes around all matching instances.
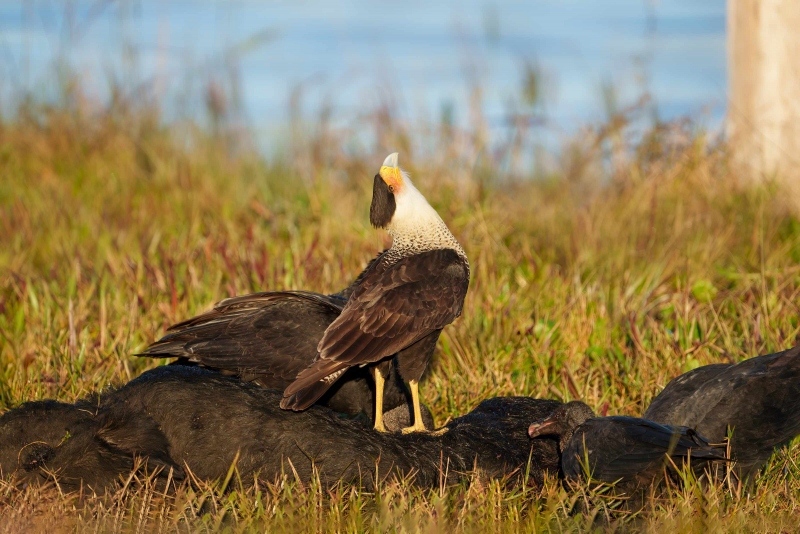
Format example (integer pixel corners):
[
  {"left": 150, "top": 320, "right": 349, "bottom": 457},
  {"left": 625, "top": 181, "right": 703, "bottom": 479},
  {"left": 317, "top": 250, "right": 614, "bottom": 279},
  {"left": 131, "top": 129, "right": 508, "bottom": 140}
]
[
  {"left": 320, "top": 249, "right": 468, "bottom": 364},
  {"left": 140, "top": 291, "right": 346, "bottom": 384},
  {"left": 282, "top": 249, "right": 469, "bottom": 409}
]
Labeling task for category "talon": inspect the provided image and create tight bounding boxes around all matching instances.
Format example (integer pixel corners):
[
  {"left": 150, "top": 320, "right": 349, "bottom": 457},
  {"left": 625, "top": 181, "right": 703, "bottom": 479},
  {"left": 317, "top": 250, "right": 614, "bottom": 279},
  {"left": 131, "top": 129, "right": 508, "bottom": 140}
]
[
  {"left": 401, "top": 425, "right": 448, "bottom": 435},
  {"left": 401, "top": 426, "right": 422, "bottom": 434}
]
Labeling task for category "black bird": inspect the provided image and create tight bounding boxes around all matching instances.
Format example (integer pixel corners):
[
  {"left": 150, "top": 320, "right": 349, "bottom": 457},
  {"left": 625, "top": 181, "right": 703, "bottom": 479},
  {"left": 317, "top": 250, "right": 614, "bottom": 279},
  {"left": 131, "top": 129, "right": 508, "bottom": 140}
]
[
  {"left": 282, "top": 153, "right": 470, "bottom": 433},
  {"left": 0, "top": 398, "right": 181, "bottom": 492},
  {"left": 644, "top": 345, "right": 800, "bottom": 478},
  {"left": 140, "top": 287, "right": 412, "bottom": 426},
  {"left": 528, "top": 401, "right": 727, "bottom": 489},
  {"left": 0, "top": 366, "right": 560, "bottom": 492}
]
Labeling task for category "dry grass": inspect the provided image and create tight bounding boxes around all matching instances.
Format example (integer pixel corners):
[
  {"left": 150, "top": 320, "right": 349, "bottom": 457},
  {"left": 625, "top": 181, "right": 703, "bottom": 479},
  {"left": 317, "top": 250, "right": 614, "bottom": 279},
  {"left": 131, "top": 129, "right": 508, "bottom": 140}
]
[{"left": 1, "top": 94, "right": 800, "bottom": 532}]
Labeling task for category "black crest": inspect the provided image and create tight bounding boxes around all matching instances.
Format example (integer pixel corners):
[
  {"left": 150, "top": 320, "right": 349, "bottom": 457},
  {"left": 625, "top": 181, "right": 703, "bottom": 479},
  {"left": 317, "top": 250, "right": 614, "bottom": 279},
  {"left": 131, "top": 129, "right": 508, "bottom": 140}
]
[{"left": 369, "top": 174, "right": 396, "bottom": 228}]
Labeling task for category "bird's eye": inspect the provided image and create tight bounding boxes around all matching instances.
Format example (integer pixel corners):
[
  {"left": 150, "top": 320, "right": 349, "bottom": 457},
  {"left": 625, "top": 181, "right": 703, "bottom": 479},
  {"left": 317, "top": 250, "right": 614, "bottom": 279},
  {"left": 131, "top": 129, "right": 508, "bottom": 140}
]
[{"left": 388, "top": 185, "right": 394, "bottom": 193}]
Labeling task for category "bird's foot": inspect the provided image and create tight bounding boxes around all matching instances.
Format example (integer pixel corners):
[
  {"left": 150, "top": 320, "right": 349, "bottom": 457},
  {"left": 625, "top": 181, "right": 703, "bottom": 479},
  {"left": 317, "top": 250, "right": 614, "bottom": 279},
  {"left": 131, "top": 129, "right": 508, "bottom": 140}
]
[
  {"left": 401, "top": 422, "right": 426, "bottom": 434},
  {"left": 401, "top": 424, "right": 447, "bottom": 435},
  {"left": 373, "top": 421, "right": 388, "bottom": 433}
]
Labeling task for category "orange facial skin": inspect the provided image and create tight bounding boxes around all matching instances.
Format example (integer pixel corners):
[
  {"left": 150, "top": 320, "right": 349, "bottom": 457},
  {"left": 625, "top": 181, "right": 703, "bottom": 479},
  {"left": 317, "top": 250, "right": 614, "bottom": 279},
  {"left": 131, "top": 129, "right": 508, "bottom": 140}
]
[{"left": 379, "top": 166, "right": 404, "bottom": 194}]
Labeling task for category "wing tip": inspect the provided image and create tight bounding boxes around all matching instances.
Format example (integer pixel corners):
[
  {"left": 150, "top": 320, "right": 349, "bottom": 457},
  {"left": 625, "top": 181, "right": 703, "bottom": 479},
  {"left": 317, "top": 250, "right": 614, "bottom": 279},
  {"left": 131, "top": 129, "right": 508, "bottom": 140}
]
[
  {"left": 281, "top": 365, "right": 348, "bottom": 411},
  {"left": 280, "top": 387, "right": 323, "bottom": 411},
  {"left": 279, "top": 394, "right": 307, "bottom": 411}
]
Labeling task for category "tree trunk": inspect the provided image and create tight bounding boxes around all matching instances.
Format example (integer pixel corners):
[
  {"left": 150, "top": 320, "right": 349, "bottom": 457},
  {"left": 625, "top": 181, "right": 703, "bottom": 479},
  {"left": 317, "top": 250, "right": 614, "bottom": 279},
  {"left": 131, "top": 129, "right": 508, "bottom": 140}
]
[{"left": 728, "top": 0, "right": 800, "bottom": 190}]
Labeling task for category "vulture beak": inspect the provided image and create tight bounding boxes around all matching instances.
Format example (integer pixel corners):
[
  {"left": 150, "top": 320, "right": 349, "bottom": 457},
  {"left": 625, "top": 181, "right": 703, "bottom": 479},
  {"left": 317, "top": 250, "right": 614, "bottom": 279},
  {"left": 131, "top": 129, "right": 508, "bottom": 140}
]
[{"left": 528, "top": 420, "right": 556, "bottom": 438}]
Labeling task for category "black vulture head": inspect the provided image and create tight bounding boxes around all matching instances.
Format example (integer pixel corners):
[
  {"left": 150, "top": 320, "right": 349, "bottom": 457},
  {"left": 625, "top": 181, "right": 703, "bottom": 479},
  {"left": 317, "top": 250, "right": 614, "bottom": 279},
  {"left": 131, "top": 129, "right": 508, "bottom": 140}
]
[{"left": 528, "top": 400, "right": 595, "bottom": 451}]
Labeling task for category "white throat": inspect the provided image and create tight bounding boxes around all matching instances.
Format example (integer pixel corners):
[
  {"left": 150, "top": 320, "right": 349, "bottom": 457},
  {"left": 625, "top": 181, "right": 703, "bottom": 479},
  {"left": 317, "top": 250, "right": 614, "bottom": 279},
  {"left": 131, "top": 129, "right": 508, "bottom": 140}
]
[{"left": 386, "top": 174, "right": 466, "bottom": 259}]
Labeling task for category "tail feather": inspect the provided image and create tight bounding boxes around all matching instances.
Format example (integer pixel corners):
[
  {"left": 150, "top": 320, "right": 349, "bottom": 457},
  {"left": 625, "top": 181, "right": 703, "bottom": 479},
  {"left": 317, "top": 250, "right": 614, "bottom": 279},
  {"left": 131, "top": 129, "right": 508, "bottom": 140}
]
[{"left": 280, "top": 362, "right": 349, "bottom": 411}]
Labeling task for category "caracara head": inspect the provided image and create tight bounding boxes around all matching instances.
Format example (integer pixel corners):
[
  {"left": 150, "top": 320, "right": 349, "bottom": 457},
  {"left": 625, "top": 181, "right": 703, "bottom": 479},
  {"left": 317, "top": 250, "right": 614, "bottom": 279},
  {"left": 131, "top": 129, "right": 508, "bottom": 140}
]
[
  {"left": 370, "top": 152, "right": 402, "bottom": 229},
  {"left": 370, "top": 152, "right": 435, "bottom": 231},
  {"left": 369, "top": 152, "right": 467, "bottom": 259},
  {"left": 528, "top": 401, "right": 595, "bottom": 452}
]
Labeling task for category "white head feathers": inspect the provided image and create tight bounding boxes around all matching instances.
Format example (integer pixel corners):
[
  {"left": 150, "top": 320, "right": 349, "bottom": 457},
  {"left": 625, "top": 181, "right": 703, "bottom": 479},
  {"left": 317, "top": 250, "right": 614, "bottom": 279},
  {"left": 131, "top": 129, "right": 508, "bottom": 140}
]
[{"left": 377, "top": 152, "right": 466, "bottom": 260}]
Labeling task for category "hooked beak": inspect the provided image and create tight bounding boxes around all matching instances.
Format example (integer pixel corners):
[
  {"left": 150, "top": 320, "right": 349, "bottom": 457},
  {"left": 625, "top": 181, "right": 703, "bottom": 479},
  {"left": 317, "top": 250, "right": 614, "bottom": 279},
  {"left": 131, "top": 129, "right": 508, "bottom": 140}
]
[
  {"left": 528, "top": 420, "right": 556, "bottom": 438},
  {"left": 378, "top": 152, "right": 404, "bottom": 193}
]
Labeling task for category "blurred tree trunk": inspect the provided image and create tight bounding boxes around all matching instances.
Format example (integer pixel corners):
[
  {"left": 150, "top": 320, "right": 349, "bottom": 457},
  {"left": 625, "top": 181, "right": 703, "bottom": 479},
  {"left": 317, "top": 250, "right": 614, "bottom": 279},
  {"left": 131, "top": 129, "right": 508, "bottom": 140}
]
[{"left": 728, "top": 0, "right": 800, "bottom": 190}]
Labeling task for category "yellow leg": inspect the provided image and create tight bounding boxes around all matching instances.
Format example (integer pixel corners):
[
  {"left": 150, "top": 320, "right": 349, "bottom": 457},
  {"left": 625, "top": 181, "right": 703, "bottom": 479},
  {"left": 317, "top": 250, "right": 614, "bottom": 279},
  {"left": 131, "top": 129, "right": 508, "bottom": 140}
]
[
  {"left": 373, "top": 368, "right": 388, "bottom": 432},
  {"left": 401, "top": 380, "right": 428, "bottom": 434}
]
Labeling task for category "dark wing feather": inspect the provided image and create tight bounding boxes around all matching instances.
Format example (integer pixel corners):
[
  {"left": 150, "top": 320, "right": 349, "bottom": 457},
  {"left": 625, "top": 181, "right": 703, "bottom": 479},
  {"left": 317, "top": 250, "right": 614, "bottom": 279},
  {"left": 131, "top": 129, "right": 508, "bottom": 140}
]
[
  {"left": 166, "top": 290, "right": 345, "bottom": 331},
  {"left": 565, "top": 417, "right": 726, "bottom": 483},
  {"left": 282, "top": 249, "right": 469, "bottom": 409},
  {"left": 140, "top": 291, "right": 345, "bottom": 384},
  {"left": 319, "top": 249, "right": 468, "bottom": 365},
  {"left": 643, "top": 363, "right": 731, "bottom": 423},
  {"left": 644, "top": 345, "right": 800, "bottom": 476}
]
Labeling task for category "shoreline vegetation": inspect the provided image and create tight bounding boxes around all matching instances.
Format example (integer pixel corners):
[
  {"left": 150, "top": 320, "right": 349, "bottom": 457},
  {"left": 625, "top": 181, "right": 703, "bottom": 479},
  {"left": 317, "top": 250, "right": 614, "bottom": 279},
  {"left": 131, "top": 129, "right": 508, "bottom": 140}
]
[{"left": 1, "top": 81, "right": 800, "bottom": 531}]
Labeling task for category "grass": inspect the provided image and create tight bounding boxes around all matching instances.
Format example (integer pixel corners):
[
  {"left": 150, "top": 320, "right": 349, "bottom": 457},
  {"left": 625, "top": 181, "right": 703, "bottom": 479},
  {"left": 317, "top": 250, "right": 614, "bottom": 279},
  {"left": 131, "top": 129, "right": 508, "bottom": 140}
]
[{"left": 1, "top": 94, "right": 800, "bottom": 532}]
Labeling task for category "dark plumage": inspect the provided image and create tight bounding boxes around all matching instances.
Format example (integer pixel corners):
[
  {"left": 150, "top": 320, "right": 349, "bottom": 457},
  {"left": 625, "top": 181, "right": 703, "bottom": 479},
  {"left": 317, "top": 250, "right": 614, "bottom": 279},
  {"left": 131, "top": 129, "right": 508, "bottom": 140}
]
[
  {"left": 0, "top": 399, "right": 181, "bottom": 492},
  {"left": 644, "top": 345, "right": 800, "bottom": 478},
  {"left": 282, "top": 153, "right": 470, "bottom": 433},
  {"left": 369, "top": 173, "right": 396, "bottom": 228},
  {"left": 528, "top": 401, "right": 727, "bottom": 489},
  {"left": 144, "top": 291, "right": 347, "bottom": 379},
  {"left": 0, "top": 366, "right": 560, "bottom": 492},
  {"left": 140, "top": 288, "right": 411, "bottom": 424},
  {"left": 282, "top": 249, "right": 468, "bottom": 412}
]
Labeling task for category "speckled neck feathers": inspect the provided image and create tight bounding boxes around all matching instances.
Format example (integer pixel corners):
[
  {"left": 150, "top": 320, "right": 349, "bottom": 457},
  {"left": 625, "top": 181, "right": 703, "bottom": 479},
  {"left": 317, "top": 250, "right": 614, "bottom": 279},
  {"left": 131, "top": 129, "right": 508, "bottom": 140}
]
[
  {"left": 383, "top": 174, "right": 468, "bottom": 271},
  {"left": 386, "top": 218, "right": 467, "bottom": 263}
]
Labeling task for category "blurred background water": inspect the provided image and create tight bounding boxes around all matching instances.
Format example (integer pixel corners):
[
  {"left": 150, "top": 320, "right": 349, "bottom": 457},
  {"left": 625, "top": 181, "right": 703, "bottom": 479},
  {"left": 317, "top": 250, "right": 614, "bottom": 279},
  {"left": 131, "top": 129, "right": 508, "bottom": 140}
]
[{"left": 0, "top": 0, "right": 725, "bottom": 156}]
